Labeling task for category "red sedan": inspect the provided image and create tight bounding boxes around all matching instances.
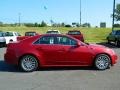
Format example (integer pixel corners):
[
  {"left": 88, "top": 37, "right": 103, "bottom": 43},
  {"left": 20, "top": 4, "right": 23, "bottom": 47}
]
[
  {"left": 4, "top": 34, "right": 117, "bottom": 72},
  {"left": 67, "top": 30, "right": 84, "bottom": 42}
]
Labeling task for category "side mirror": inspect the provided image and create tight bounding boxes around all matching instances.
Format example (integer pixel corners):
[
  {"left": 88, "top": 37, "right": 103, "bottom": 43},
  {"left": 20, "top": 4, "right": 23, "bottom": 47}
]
[{"left": 76, "top": 42, "right": 81, "bottom": 47}]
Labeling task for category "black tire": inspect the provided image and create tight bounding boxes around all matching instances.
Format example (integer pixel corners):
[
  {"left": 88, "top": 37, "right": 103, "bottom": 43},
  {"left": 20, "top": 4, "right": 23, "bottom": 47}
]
[
  {"left": 107, "top": 37, "right": 110, "bottom": 44},
  {"left": 94, "top": 54, "right": 111, "bottom": 70},
  {"left": 116, "top": 41, "right": 120, "bottom": 47},
  {"left": 107, "top": 40, "right": 111, "bottom": 44},
  {"left": 0, "top": 44, "right": 2, "bottom": 48},
  {"left": 9, "top": 39, "right": 13, "bottom": 42},
  {"left": 20, "top": 55, "right": 38, "bottom": 72}
]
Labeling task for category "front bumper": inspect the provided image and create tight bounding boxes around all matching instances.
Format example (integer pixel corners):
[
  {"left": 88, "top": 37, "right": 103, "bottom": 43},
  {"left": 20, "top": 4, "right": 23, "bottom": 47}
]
[{"left": 111, "top": 54, "right": 118, "bottom": 65}]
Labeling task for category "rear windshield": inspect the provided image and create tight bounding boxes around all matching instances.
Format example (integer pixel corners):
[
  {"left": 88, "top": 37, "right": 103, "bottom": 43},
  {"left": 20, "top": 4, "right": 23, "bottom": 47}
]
[
  {"left": 5, "top": 32, "right": 13, "bottom": 36},
  {"left": 68, "top": 31, "right": 81, "bottom": 35},
  {"left": 25, "top": 32, "right": 36, "bottom": 36}
]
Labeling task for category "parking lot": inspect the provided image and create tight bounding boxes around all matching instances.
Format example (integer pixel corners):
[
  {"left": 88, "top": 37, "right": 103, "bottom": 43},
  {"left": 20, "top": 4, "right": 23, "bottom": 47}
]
[{"left": 0, "top": 43, "right": 120, "bottom": 90}]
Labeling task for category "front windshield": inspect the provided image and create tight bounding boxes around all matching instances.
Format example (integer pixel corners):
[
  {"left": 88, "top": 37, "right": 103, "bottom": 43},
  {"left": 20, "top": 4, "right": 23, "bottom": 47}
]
[{"left": 25, "top": 32, "right": 36, "bottom": 36}]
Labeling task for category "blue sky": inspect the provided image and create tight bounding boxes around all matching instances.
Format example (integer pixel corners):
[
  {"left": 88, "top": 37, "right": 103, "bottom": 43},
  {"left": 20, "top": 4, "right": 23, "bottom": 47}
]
[{"left": 0, "top": 0, "right": 119, "bottom": 27}]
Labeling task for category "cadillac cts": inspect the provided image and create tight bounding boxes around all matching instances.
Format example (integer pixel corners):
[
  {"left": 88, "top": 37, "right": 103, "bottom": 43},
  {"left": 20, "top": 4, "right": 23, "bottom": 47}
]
[{"left": 4, "top": 34, "right": 117, "bottom": 72}]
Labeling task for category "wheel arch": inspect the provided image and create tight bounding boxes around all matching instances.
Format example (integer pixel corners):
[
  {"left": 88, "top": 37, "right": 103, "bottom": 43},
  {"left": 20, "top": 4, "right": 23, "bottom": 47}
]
[
  {"left": 93, "top": 53, "right": 112, "bottom": 66},
  {"left": 18, "top": 53, "right": 42, "bottom": 67}
]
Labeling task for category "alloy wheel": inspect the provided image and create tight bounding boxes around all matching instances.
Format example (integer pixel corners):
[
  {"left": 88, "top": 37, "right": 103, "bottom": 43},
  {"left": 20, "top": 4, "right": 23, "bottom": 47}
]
[
  {"left": 20, "top": 55, "right": 38, "bottom": 72},
  {"left": 95, "top": 54, "right": 110, "bottom": 70}
]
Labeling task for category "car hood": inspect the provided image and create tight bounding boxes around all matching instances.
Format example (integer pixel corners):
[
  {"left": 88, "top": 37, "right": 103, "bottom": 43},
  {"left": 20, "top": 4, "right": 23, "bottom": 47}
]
[{"left": 89, "top": 44, "right": 106, "bottom": 49}]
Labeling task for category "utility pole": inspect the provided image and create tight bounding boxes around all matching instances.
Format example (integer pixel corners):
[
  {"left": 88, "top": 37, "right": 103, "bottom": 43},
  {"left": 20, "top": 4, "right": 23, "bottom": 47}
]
[
  {"left": 80, "top": 0, "right": 82, "bottom": 27},
  {"left": 112, "top": 0, "right": 115, "bottom": 31},
  {"left": 18, "top": 13, "right": 21, "bottom": 26}
]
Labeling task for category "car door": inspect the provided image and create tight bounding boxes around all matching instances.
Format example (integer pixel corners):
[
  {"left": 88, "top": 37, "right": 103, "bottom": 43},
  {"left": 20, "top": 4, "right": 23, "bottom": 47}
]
[
  {"left": 56, "top": 36, "right": 93, "bottom": 66},
  {"left": 33, "top": 36, "right": 67, "bottom": 66}
]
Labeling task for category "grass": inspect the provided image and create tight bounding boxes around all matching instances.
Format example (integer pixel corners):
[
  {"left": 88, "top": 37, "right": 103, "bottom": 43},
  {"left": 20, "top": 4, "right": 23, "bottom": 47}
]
[{"left": 0, "top": 26, "right": 113, "bottom": 43}]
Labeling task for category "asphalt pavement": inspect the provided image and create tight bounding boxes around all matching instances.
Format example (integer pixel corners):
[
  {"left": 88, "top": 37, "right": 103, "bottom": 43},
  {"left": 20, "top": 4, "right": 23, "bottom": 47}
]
[{"left": 0, "top": 43, "right": 120, "bottom": 90}]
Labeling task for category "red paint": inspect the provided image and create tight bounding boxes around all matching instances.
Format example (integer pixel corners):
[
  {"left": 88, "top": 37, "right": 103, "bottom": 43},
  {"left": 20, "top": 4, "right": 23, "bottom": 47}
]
[{"left": 4, "top": 34, "right": 117, "bottom": 68}]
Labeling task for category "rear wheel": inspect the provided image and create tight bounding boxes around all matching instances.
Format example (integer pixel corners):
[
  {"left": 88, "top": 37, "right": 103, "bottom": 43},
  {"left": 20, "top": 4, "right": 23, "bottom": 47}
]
[
  {"left": 107, "top": 40, "right": 111, "bottom": 44},
  {"left": 94, "top": 54, "right": 111, "bottom": 70},
  {"left": 20, "top": 55, "right": 38, "bottom": 72}
]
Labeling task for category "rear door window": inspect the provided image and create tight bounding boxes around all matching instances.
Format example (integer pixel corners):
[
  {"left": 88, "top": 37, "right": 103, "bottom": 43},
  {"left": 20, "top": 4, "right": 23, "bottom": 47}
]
[{"left": 34, "top": 36, "right": 55, "bottom": 45}]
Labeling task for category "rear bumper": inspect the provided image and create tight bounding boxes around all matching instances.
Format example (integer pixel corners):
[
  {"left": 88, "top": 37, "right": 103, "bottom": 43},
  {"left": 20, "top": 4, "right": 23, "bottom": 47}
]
[{"left": 4, "top": 52, "right": 18, "bottom": 65}]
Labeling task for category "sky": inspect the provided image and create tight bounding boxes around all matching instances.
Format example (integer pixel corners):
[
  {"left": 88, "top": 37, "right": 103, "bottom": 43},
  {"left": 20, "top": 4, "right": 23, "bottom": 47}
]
[{"left": 0, "top": 0, "right": 119, "bottom": 27}]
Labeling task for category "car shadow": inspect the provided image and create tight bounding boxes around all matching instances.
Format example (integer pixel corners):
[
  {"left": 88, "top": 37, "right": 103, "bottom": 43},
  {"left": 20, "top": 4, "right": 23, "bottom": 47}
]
[
  {"left": 0, "top": 60, "right": 20, "bottom": 72},
  {"left": 0, "top": 60, "right": 98, "bottom": 72},
  {"left": 39, "top": 66, "right": 96, "bottom": 72},
  {"left": 96, "top": 42, "right": 119, "bottom": 48}
]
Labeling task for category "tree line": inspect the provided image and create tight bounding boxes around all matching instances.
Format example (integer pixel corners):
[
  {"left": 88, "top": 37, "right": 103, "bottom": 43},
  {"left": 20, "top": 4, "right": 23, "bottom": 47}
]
[{"left": 0, "top": 21, "right": 91, "bottom": 27}]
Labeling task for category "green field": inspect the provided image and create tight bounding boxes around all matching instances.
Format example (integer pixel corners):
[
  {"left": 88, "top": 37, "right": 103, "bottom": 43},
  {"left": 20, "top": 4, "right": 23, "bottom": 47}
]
[{"left": 0, "top": 26, "right": 113, "bottom": 43}]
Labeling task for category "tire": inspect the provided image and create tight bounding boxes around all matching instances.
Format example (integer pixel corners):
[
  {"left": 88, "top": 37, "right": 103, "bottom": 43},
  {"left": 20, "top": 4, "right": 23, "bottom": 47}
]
[
  {"left": 0, "top": 44, "right": 2, "bottom": 48},
  {"left": 94, "top": 54, "right": 111, "bottom": 70},
  {"left": 20, "top": 55, "right": 38, "bottom": 72},
  {"left": 107, "top": 38, "right": 110, "bottom": 44},
  {"left": 107, "top": 40, "right": 110, "bottom": 44},
  {"left": 116, "top": 41, "right": 120, "bottom": 47},
  {"left": 9, "top": 39, "right": 13, "bottom": 42}
]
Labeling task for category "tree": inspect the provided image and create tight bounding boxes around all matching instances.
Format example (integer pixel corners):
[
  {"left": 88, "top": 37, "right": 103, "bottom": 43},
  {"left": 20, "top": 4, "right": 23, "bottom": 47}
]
[
  {"left": 24, "top": 23, "right": 35, "bottom": 27},
  {"left": 34, "top": 22, "right": 38, "bottom": 27},
  {"left": 65, "top": 24, "right": 72, "bottom": 27},
  {"left": 40, "top": 21, "right": 47, "bottom": 27},
  {"left": 113, "top": 23, "right": 120, "bottom": 27},
  {"left": 82, "top": 23, "right": 91, "bottom": 27},
  {"left": 61, "top": 22, "right": 65, "bottom": 27},
  {"left": 114, "top": 4, "right": 120, "bottom": 21}
]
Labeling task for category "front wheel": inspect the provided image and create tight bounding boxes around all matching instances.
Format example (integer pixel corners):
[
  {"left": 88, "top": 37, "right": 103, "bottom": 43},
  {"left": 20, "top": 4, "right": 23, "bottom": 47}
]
[
  {"left": 20, "top": 55, "right": 38, "bottom": 72},
  {"left": 116, "top": 41, "right": 120, "bottom": 47},
  {"left": 94, "top": 54, "right": 111, "bottom": 70}
]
